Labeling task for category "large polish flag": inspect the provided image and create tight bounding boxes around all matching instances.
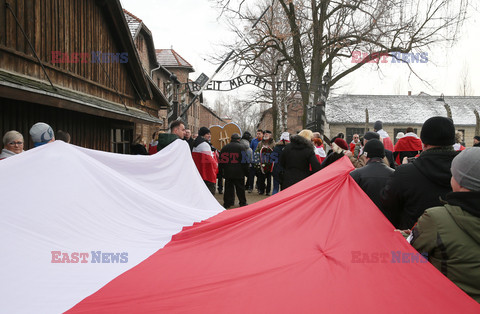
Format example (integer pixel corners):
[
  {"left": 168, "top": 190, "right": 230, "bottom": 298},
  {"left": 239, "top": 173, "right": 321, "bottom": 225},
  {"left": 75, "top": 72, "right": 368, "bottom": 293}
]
[
  {"left": 1, "top": 143, "right": 479, "bottom": 313},
  {"left": 0, "top": 140, "right": 223, "bottom": 313},
  {"left": 192, "top": 140, "right": 218, "bottom": 183}
]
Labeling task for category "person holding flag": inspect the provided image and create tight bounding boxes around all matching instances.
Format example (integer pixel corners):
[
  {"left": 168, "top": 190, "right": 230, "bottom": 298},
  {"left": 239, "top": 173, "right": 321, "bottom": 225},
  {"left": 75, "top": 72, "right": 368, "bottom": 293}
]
[
  {"left": 192, "top": 127, "right": 218, "bottom": 195},
  {"left": 393, "top": 127, "right": 423, "bottom": 165}
]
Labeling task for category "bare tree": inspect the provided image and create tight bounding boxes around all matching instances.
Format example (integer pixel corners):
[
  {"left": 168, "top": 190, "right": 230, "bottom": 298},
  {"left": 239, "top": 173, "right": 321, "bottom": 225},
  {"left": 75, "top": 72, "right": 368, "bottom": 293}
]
[
  {"left": 214, "top": 0, "right": 469, "bottom": 131},
  {"left": 458, "top": 61, "right": 474, "bottom": 96},
  {"left": 215, "top": 1, "right": 297, "bottom": 138}
]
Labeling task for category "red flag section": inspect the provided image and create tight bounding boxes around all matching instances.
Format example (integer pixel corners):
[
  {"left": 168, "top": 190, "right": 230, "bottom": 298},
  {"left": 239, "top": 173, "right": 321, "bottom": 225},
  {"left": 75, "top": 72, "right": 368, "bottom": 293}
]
[
  {"left": 68, "top": 157, "right": 479, "bottom": 313},
  {"left": 382, "top": 136, "right": 394, "bottom": 151},
  {"left": 394, "top": 136, "right": 423, "bottom": 165},
  {"left": 192, "top": 151, "right": 218, "bottom": 183}
]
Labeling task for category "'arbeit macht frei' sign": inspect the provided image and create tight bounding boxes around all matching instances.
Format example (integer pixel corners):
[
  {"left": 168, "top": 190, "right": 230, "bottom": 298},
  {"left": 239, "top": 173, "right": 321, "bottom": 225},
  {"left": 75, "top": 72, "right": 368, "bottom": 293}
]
[{"left": 186, "top": 74, "right": 322, "bottom": 92}]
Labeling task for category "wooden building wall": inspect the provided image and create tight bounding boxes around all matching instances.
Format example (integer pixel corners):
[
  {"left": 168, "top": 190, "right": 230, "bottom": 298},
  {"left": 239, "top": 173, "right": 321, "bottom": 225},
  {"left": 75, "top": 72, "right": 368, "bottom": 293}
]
[
  {"left": 0, "top": 0, "right": 139, "bottom": 107},
  {"left": 0, "top": 97, "right": 133, "bottom": 151}
]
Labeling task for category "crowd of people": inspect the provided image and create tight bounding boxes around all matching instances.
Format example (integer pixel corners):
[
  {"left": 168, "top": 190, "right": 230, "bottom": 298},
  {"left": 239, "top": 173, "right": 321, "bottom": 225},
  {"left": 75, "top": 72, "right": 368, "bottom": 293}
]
[
  {"left": 144, "top": 117, "right": 479, "bottom": 302},
  {"left": 2, "top": 117, "right": 479, "bottom": 302},
  {"left": 0, "top": 122, "right": 70, "bottom": 160}
]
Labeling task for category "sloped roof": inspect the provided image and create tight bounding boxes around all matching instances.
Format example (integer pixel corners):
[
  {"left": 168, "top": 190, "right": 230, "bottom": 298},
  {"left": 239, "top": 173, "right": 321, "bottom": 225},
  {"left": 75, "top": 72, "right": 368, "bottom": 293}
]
[
  {"left": 156, "top": 49, "right": 194, "bottom": 71},
  {"left": 0, "top": 70, "right": 162, "bottom": 124},
  {"left": 123, "top": 9, "right": 142, "bottom": 38},
  {"left": 326, "top": 95, "right": 480, "bottom": 126}
]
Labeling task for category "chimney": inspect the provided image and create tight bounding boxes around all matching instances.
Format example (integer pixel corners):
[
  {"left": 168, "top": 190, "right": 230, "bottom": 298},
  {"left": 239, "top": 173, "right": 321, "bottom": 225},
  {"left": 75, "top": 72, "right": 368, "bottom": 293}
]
[{"left": 408, "top": 91, "right": 412, "bottom": 96}]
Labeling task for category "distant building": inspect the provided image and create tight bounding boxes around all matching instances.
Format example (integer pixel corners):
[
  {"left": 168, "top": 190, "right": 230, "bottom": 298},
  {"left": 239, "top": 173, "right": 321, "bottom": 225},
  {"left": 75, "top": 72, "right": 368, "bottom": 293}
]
[
  {"left": 154, "top": 49, "right": 226, "bottom": 132},
  {"left": 124, "top": 11, "right": 226, "bottom": 134},
  {"left": 0, "top": 1, "right": 167, "bottom": 152},
  {"left": 258, "top": 94, "right": 480, "bottom": 146}
]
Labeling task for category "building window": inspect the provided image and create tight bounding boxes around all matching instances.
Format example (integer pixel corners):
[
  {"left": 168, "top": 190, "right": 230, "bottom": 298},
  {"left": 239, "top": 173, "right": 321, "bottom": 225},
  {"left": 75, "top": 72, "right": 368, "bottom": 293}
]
[
  {"left": 346, "top": 128, "right": 365, "bottom": 144},
  {"left": 111, "top": 128, "right": 133, "bottom": 154}
]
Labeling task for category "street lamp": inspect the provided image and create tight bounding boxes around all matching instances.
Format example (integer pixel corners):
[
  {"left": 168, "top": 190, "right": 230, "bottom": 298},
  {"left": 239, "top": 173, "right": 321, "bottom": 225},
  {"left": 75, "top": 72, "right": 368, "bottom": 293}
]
[{"left": 168, "top": 73, "right": 179, "bottom": 124}]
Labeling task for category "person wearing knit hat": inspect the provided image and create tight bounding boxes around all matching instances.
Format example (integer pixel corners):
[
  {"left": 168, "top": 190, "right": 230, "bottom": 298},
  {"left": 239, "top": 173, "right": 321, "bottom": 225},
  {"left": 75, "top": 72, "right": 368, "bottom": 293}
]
[
  {"left": 363, "top": 138, "right": 385, "bottom": 159},
  {"left": 473, "top": 136, "right": 480, "bottom": 147},
  {"left": 349, "top": 131, "right": 394, "bottom": 169},
  {"left": 364, "top": 131, "right": 380, "bottom": 141},
  {"left": 420, "top": 116, "right": 456, "bottom": 147},
  {"left": 29, "top": 122, "right": 55, "bottom": 147},
  {"left": 192, "top": 126, "right": 217, "bottom": 196},
  {"left": 373, "top": 120, "right": 394, "bottom": 151},
  {"left": 333, "top": 138, "right": 348, "bottom": 151},
  {"left": 411, "top": 147, "right": 480, "bottom": 302},
  {"left": 381, "top": 116, "right": 459, "bottom": 230},
  {"left": 373, "top": 121, "right": 383, "bottom": 132},
  {"left": 198, "top": 126, "right": 211, "bottom": 137},
  {"left": 320, "top": 138, "right": 353, "bottom": 169},
  {"left": 350, "top": 139, "right": 395, "bottom": 224}
]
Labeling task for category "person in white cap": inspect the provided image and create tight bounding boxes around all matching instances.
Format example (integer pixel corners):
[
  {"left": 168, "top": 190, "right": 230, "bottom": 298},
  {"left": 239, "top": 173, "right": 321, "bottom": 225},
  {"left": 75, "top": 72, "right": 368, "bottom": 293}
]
[
  {"left": 29, "top": 122, "right": 55, "bottom": 147},
  {"left": 410, "top": 147, "right": 480, "bottom": 303}
]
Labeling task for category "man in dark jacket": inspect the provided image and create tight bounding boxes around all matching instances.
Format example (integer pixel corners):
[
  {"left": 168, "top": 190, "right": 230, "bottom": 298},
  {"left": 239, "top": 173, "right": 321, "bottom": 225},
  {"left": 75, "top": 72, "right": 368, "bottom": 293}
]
[
  {"left": 272, "top": 132, "right": 290, "bottom": 195},
  {"left": 279, "top": 134, "right": 321, "bottom": 190},
  {"left": 410, "top": 147, "right": 480, "bottom": 303},
  {"left": 350, "top": 139, "right": 395, "bottom": 224},
  {"left": 184, "top": 129, "right": 194, "bottom": 151},
  {"left": 219, "top": 133, "right": 249, "bottom": 208},
  {"left": 381, "top": 116, "right": 459, "bottom": 230}
]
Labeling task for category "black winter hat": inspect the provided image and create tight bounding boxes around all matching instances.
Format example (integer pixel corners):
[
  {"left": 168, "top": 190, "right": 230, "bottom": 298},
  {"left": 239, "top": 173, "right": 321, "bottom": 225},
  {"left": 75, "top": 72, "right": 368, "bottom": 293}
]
[
  {"left": 364, "top": 139, "right": 385, "bottom": 158},
  {"left": 242, "top": 131, "right": 252, "bottom": 141},
  {"left": 364, "top": 131, "right": 380, "bottom": 141},
  {"left": 420, "top": 116, "right": 455, "bottom": 146},
  {"left": 373, "top": 120, "right": 383, "bottom": 131},
  {"left": 198, "top": 127, "right": 210, "bottom": 137}
]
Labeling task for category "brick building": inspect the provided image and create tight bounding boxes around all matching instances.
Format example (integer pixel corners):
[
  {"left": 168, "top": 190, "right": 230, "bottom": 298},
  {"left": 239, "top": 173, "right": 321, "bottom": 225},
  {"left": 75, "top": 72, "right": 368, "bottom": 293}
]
[
  {"left": 258, "top": 94, "right": 480, "bottom": 146},
  {"left": 0, "top": 0, "right": 167, "bottom": 152}
]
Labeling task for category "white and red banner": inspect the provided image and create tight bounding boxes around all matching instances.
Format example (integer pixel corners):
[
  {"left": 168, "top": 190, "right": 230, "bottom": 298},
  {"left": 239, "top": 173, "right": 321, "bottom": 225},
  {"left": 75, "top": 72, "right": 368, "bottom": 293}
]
[
  {"left": 1, "top": 142, "right": 478, "bottom": 313},
  {"left": 0, "top": 140, "right": 223, "bottom": 313},
  {"left": 192, "top": 141, "right": 218, "bottom": 183}
]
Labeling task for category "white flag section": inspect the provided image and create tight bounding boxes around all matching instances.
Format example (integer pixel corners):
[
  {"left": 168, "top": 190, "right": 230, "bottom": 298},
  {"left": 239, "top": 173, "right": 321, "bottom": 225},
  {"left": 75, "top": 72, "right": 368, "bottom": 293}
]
[{"left": 0, "top": 140, "right": 223, "bottom": 313}]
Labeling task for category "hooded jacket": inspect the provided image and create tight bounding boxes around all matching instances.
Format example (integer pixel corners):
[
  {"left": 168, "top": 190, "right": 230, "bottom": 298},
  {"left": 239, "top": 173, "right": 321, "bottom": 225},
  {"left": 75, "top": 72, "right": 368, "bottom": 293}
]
[
  {"left": 279, "top": 135, "right": 321, "bottom": 190},
  {"left": 157, "top": 133, "right": 179, "bottom": 152},
  {"left": 381, "top": 147, "right": 459, "bottom": 229},
  {"left": 411, "top": 191, "right": 480, "bottom": 303}
]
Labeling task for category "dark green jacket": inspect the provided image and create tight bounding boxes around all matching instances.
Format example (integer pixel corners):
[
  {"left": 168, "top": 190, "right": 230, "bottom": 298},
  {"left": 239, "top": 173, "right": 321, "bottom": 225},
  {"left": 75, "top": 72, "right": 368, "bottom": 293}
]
[
  {"left": 411, "top": 192, "right": 480, "bottom": 303},
  {"left": 157, "top": 133, "right": 179, "bottom": 151}
]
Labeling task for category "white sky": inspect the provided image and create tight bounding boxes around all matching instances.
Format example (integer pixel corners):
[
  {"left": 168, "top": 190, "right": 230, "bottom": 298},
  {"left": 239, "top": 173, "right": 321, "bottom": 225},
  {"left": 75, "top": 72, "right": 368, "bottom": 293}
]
[{"left": 120, "top": 0, "right": 480, "bottom": 103}]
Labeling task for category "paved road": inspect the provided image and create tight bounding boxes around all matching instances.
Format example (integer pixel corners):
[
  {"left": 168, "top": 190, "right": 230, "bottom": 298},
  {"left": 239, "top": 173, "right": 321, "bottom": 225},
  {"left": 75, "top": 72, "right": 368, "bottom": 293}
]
[{"left": 213, "top": 189, "right": 270, "bottom": 209}]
